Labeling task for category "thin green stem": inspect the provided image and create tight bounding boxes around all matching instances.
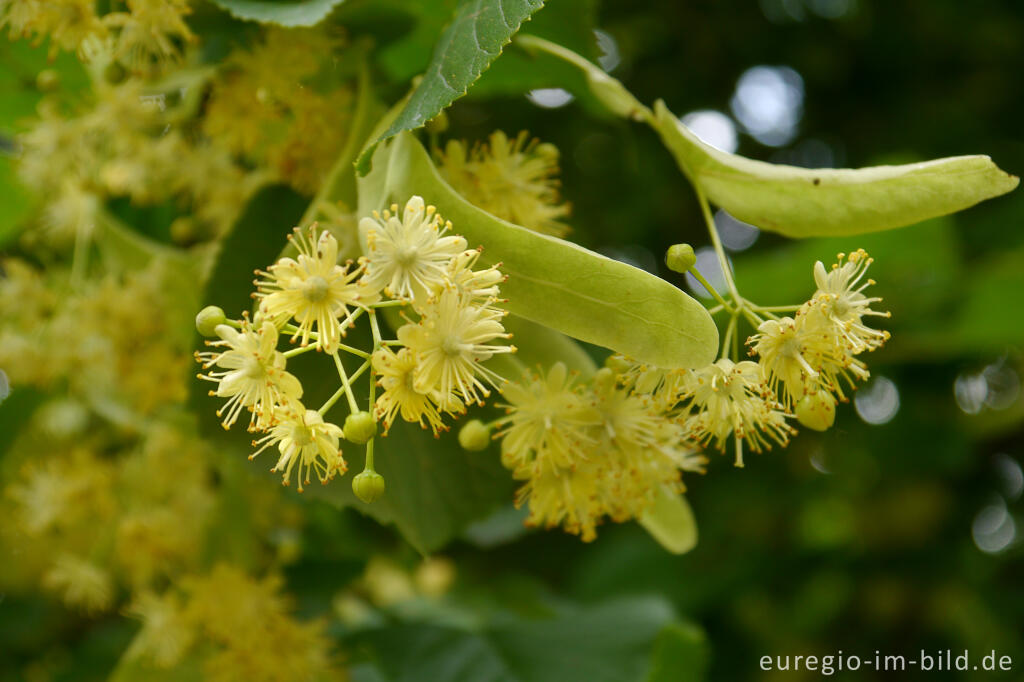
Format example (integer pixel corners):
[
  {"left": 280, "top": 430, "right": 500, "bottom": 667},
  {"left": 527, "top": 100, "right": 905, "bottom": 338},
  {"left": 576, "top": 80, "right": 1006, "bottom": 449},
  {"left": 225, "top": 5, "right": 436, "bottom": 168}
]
[
  {"left": 721, "top": 314, "right": 738, "bottom": 360},
  {"left": 337, "top": 343, "right": 371, "bottom": 359},
  {"left": 368, "top": 309, "right": 384, "bottom": 348},
  {"left": 370, "top": 300, "right": 409, "bottom": 309},
  {"left": 283, "top": 344, "right": 317, "bottom": 359},
  {"left": 332, "top": 352, "right": 360, "bottom": 414},
  {"left": 319, "top": 359, "right": 370, "bottom": 416},
  {"left": 696, "top": 187, "right": 742, "bottom": 304},
  {"left": 707, "top": 304, "right": 726, "bottom": 315},
  {"left": 749, "top": 303, "right": 802, "bottom": 313},
  {"left": 690, "top": 267, "right": 734, "bottom": 312}
]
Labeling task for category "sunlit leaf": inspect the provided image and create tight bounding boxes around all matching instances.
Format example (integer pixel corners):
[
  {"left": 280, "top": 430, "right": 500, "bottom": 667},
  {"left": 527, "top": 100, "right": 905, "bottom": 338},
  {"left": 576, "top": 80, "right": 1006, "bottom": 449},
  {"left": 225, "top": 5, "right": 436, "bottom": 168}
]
[
  {"left": 651, "top": 100, "right": 1019, "bottom": 237},
  {"left": 356, "top": 0, "right": 545, "bottom": 173},
  {"left": 357, "top": 133, "right": 718, "bottom": 369}
]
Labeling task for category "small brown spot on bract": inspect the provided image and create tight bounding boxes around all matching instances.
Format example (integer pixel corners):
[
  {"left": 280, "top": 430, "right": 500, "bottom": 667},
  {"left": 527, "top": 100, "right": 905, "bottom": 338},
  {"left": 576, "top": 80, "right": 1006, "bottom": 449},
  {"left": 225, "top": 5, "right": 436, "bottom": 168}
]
[{"left": 813, "top": 178, "right": 821, "bottom": 186}]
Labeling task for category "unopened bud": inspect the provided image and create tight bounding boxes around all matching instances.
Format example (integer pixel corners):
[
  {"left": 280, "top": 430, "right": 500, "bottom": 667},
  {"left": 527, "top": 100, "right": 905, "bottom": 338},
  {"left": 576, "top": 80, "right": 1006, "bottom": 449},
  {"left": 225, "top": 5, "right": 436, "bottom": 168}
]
[
  {"left": 795, "top": 392, "right": 836, "bottom": 432},
  {"left": 458, "top": 420, "right": 492, "bottom": 451},
  {"left": 586, "top": 70, "right": 645, "bottom": 120},
  {"left": 665, "top": 244, "right": 697, "bottom": 274},
  {"left": 352, "top": 470, "right": 386, "bottom": 503},
  {"left": 36, "top": 69, "right": 59, "bottom": 92},
  {"left": 195, "top": 306, "right": 227, "bottom": 337},
  {"left": 344, "top": 411, "right": 377, "bottom": 444},
  {"left": 103, "top": 61, "right": 126, "bottom": 85}
]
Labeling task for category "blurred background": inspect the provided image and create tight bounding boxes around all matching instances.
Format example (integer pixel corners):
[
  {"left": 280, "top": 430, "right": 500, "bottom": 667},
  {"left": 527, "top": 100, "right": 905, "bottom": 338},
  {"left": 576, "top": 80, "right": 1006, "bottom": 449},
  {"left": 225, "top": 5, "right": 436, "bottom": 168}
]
[{"left": 1, "top": 0, "right": 1022, "bottom": 680}]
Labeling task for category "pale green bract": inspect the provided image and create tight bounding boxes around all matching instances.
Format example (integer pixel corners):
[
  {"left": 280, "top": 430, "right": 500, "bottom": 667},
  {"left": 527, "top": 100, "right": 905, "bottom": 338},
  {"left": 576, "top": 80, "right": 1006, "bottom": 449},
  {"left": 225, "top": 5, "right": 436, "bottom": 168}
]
[
  {"left": 357, "top": 132, "right": 719, "bottom": 370},
  {"left": 651, "top": 100, "right": 1019, "bottom": 237},
  {"left": 638, "top": 486, "right": 698, "bottom": 555}
]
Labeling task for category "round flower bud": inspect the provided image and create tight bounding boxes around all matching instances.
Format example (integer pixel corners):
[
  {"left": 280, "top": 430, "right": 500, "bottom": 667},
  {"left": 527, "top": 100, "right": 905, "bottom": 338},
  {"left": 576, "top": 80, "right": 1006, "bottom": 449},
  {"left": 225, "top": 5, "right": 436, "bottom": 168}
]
[
  {"left": 458, "top": 420, "right": 492, "bottom": 451},
  {"left": 796, "top": 392, "right": 837, "bottom": 432},
  {"left": 352, "top": 470, "right": 386, "bottom": 504},
  {"left": 344, "top": 411, "right": 378, "bottom": 444},
  {"left": 103, "top": 61, "right": 127, "bottom": 85},
  {"left": 36, "top": 69, "right": 59, "bottom": 92},
  {"left": 195, "top": 306, "right": 227, "bottom": 337},
  {"left": 665, "top": 244, "right": 697, "bottom": 274}
]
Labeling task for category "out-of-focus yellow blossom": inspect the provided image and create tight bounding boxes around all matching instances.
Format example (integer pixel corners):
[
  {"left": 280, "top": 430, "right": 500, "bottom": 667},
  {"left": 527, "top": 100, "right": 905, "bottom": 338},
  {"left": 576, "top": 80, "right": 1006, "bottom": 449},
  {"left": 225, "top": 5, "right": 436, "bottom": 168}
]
[
  {"left": 256, "top": 225, "right": 367, "bottom": 352},
  {"left": 125, "top": 591, "right": 195, "bottom": 668},
  {"left": 496, "top": 363, "right": 704, "bottom": 541},
  {"left": 181, "top": 565, "right": 343, "bottom": 682},
  {"left": 203, "top": 27, "right": 353, "bottom": 194},
  {"left": 0, "top": 0, "right": 106, "bottom": 54},
  {"left": 102, "top": 0, "right": 194, "bottom": 74},
  {"left": 43, "top": 554, "right": 114, "bottom": 614},
  {"left": 436, "top": 130, "right": 571, "bottom": 237}
]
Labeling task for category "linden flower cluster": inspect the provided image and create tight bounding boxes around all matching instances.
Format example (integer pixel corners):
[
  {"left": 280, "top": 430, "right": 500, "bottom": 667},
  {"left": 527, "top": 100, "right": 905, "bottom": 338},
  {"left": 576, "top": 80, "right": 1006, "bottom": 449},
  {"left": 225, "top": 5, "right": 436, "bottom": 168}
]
[
  {"left": 436, "top": 130, "right": 571, "bottom": 237},
  {"left": 196, "top": 196, "right": 514, "bottom": 499},
  {"left": 481, "top": 250, "right": 889, "bottom": 541},
  {"left": 748, "top": 249, "right": 891, "bottom": 429},
  {"left": 485, "top": 363, "right": 707, "bottom": 542},
  {"left": 0, "top": 0, "right": 194, "bottom": 71}
]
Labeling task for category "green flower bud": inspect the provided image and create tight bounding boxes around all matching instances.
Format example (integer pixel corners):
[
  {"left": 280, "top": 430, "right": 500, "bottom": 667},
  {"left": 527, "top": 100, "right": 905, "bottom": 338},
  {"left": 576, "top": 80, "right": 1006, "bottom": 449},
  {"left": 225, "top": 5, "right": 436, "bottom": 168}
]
[
  {"left": 585, "top": 70, "right": 645, "bottom": 120},
  {"left": 458, "top": 420, "right": 492, "bottom": 451},
  {"left": 195, "top": 306, "right": 227, "bottom": 337},
  {"left": 36, "top": 69, "right": 59, "bottom": 92},
  {"left": 665, "top": 244, "right": 697, "bottom": 274},
  {"left": 352, "top": 470, "right": 386, "bottom": 504},
  {"left": 796, "top": 392, "right": 837, "bottom": 432},
  {"left": 103, "top": 61, "right": 127, "bottom": 85},
  {"left": 344, "top": 411, "right": 377, "bottom": 444}
]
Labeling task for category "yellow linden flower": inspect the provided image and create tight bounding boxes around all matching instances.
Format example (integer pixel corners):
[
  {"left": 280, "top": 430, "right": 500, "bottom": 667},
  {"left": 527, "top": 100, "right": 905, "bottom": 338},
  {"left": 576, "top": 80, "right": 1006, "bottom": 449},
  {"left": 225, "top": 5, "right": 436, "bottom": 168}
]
[
  {"left": 43, "top": 554, "right": 114, "bottom": 613},
  {"left": 0, "top": 0, "right": 106, "bottom": 54},
  {"left": 748, "top": 315, "right": 838, "bottom": 409},
  {"left": 196, "top": 321, "right": 303, "bottom": 431},
  {"left": 256, "top": 225, "right": 366, "bottom": 352},
  {"left": 496, "top": 362, "right": 601, "bottom": 474},
  {"left": 436, "top": 130, "right": 571, "bottom": 237},
  {"left": 250, "top": 407, "right": 346, "bottom": 492},
  {"left": 102, "top": 0, "right": 194, "bottom": 73},
  {"left": 358, "top": 196, "right": 468, "bottom": 305},
  {"left": 125, "top": 591, "right": 195, "bottom": 668},
  {"left": 810, "top": 249, "right": 891, "bottom": 354},
  {"left": 517, "top": 459, "right": 608, "bottom": 541},
  {"left": 397, "top": 288, "right": 515, "bottom": 407},
  {"left": 444, "top": 248, "right": 506, "bottom": 303},
  {"left": 372, "top": 347, "right": 461, "bottom": 435},
  {"left": 680, "top": 359, "right": 794, "bottom": 467}
]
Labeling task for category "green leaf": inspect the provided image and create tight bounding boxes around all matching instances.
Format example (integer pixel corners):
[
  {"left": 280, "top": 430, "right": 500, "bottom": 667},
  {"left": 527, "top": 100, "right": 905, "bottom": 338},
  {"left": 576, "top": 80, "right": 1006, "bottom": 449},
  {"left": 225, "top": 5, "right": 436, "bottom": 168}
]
[
  {"left": 650, "top": 100, "right": 1019, "bottom": 237},
  {"left": 646, "top": 622, "right": 710, "bottom": 682},
  {"left": 638, "top": 486, "right": 698, "bottom": 555},
  {"left": 356, "top": 0, "right": 545, "bottom": 173},
  {"left": 358, "top": 597, "right": 692, "bottom": 682},
  {"left": 0, "top": 155, "right": 32, "bottom": 247},
  {"left": 472, "top": 0, "right": 598, "bottom": 99},
  {"left": 208, "top": 0, "right": 347, "bottom": 26},
  {"left": 304, "top": 419, "right": 514, "bottom": 554},
  {"left": 357, "top": 133, "right": 718, "bottom": 369}
]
